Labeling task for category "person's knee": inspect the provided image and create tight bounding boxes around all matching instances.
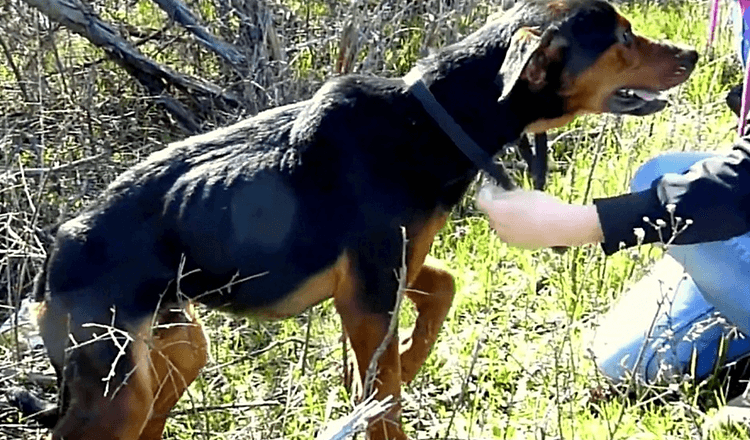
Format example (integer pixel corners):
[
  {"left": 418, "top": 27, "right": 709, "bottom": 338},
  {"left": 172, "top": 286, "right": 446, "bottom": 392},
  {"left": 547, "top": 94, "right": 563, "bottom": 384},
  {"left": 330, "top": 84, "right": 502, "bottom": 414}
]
[
  {"left": 630, "top": 152, "right": 717, "bottom": 193},
  {"left": 591, "top": 329, "right": 651, "bottom": 384},
  {"left": 588, "top": 257, "right": 718, "bottom": 384}
]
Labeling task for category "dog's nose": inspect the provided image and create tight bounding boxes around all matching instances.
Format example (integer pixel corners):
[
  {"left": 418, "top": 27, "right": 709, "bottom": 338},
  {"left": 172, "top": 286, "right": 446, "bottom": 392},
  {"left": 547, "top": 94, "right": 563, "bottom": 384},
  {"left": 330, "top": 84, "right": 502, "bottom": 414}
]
[{"left": 679, "top": 49, "right": 699, "bottom": 69}]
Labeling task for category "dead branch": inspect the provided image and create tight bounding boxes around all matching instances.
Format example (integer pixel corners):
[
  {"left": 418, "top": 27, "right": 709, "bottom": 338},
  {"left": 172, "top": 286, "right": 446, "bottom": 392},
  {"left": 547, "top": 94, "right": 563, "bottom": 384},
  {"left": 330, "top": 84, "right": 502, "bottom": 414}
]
[
  {"left": 21, "top": 0, "right": 243, "bottom": 133},
  {"left": 315, "top": 395, "right": 395, "bottom": 440},
  {"left": 150, "top": 0, "right": 245, "bottom": 65}
]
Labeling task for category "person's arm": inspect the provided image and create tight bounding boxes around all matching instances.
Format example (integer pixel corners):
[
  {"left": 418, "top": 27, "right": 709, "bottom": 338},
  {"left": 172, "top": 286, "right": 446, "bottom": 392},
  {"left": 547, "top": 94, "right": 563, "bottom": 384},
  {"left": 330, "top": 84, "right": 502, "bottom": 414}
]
[
  {"left": 595, "top": 138, "right": 750, "bottom": 254},
  {"left": 476, "top": 138, "right": 750, "bottom": 253},
  {"left": 476, "top": 187, "right": 603, "bottom": 248}
]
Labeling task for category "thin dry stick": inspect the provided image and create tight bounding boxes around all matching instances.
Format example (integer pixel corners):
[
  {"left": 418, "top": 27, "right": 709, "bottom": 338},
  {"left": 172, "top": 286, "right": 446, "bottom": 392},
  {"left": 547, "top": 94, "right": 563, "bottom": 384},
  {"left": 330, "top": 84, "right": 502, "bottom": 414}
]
[
  {"left": 278, "top": 309, "right": 314, "bottom": 436},
  {"left": 300, "top": 308, "right": 314, "bottom": 376},
  {"left": 363, "top": 226, "right": 408, "bottom": 398},
  {"left": 315, "top": 395, "right": 395, "bottom": 440},
  {"left": 203, "top": 337, "right": 307, "bottom": 373},
  {"left": 0, "top": 34, "right": 28, "bottom": 102},
  {"left": 342, "top": 321, "right": 351, "bottom": 394},
  {"left": 443, "top": 334, "right": 483, "bottom": 440},
  {"left": 169, "top": 400, "right": 281, "bottom": 416},
  {"left": 0, "top": 153, "right": 106, "bottom": 184}
]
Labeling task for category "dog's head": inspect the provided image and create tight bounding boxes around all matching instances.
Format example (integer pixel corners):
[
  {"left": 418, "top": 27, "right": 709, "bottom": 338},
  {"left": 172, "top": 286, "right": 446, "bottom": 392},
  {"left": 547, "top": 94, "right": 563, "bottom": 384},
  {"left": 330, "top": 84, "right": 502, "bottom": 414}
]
[{"left": 496, "top": 0, "right": 698, "bottom": 132}]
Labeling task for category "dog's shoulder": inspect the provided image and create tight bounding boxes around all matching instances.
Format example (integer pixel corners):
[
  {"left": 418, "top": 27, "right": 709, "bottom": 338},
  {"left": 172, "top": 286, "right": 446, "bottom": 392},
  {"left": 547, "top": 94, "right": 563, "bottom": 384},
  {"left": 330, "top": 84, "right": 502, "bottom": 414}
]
[{"left": 289, "top": 74, "right": 412, "bottom": 143}]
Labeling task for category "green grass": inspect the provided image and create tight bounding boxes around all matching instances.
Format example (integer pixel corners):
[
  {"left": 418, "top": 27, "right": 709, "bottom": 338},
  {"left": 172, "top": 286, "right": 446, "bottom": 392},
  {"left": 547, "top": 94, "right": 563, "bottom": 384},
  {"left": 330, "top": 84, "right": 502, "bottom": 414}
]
[{"left": 152, "top": 2, "right": 750, "bottom": 439}]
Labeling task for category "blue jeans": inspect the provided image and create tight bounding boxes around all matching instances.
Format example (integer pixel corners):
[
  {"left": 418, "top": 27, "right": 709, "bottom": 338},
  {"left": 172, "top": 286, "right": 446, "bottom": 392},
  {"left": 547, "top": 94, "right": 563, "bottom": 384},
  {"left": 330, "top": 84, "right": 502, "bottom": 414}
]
[
  {"left": 592, "top": 152, "right": 750, "bottom": 383},
  {"left": 733, "top": 0, "right": 749, "bottom": 66}
]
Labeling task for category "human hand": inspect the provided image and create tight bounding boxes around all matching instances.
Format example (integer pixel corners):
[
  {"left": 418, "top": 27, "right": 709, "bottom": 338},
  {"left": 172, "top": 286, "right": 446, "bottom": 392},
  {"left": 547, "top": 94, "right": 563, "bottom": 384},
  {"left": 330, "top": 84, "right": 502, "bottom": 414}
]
[{"left": 475, "top": 185, "right": 603, "bottom": 249}]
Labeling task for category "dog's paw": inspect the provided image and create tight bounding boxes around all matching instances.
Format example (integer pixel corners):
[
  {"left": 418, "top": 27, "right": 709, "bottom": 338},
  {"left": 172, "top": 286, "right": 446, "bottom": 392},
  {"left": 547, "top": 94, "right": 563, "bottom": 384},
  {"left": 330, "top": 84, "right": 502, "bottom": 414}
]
[{"left": 5, "top": 386, "right": 59, "bottom": 429}]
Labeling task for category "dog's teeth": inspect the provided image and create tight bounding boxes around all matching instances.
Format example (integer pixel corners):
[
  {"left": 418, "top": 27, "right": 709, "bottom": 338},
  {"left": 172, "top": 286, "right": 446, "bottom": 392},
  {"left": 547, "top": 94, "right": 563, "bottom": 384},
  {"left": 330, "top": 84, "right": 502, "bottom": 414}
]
[
  {"left": 617, "top": 88, "right": 662, "bottom": 101},
  {"left": 632, "top": 89, "right": 661, "bottom": 101}
]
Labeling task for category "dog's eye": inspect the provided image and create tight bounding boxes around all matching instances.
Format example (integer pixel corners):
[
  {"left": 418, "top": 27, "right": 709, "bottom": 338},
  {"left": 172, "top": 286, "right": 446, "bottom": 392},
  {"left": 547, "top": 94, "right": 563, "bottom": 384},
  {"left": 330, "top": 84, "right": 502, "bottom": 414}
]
[{"left": 619, "top": 28, "right": 634, "bottom": 47}]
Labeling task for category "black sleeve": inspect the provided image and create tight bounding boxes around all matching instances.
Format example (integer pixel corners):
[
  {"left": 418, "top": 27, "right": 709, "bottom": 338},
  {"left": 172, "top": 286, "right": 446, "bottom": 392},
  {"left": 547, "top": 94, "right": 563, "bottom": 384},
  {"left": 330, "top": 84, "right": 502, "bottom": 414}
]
[{"left": 593, "top": 138, "right": 750, "bottom": 255}]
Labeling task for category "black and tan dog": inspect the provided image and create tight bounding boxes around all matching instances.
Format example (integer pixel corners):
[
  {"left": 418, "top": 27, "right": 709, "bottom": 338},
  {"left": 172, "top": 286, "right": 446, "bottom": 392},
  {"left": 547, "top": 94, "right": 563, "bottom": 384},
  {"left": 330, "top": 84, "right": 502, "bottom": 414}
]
[{"left": 15, "top": 0, "right": 697, "bottom": 439}]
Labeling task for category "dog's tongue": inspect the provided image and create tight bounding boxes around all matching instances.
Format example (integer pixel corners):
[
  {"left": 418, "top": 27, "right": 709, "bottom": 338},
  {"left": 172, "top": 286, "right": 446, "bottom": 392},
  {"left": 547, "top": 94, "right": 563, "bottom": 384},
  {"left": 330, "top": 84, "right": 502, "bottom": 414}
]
[{"left": 633, "top": 90, "right": 660, "bottom": 101}]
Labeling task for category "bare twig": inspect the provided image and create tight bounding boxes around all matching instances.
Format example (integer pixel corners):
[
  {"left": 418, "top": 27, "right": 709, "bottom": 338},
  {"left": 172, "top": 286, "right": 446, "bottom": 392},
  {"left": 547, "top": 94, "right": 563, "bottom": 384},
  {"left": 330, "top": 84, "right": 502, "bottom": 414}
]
[
  {"left": 202, "top": 337, "right": 308, "bottom": 373},
  {"left": 443, "top": 334, "right": 483, "bottom": 440},
  {"left": 168, "top": 400, "right": 281, "bottom": 416},
  {"left": 0, "top": 34, "right": 29, "bottom": 102},
  {"left": 315, "top": 395, "right": 395, "bottom": 440},
  {"left": 0, "top": 153, "right": 106, "bottom": 185},
  {"left": 150, "top": 0, "right": 245, "bottom": 65}
]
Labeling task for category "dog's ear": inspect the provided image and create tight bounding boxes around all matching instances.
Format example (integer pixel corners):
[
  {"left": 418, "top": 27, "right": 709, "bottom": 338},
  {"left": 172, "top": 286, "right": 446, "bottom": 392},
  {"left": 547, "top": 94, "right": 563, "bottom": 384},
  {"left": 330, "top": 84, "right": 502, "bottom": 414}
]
[{"left": 498, "top": 26, "right": 568, "bottom": 102}]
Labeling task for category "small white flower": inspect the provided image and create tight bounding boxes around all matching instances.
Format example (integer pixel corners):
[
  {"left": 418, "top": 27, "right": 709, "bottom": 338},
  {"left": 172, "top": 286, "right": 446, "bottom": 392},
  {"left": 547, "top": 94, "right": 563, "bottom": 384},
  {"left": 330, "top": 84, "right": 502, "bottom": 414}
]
[{"left": 633, "top": 228, "right": 645, "bottom": 241}]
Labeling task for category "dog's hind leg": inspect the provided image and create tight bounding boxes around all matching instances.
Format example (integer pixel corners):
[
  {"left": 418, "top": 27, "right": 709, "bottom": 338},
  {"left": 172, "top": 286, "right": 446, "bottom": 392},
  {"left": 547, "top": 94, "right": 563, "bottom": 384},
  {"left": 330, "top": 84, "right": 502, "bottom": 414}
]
[
  {"left": 38, "top": 299, "right": 154, "bottom": 440},
  {"left": 138, "top": 303, "right": 208, "bottom": 440},
  {"left": 399, "top": 265, "right": 455, "bottom": 384},
  {"left": 38, "top": 295, "right": 206, "bottom": 440}
]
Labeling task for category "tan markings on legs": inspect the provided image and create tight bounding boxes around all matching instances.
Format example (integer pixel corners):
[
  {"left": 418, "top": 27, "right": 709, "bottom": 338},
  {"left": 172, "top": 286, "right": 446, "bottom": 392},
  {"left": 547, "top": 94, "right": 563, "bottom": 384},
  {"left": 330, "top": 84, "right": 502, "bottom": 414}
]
[
  {"left": 51, "top": 328, "right": 156, "bottom": 440},
  {"left": 400, "top": 265, "right": 455, "bottom": 384},
  {"left": 138, "top": 303, "right": 208, "bottom": 440},
  {"left": 332, "top": 254, "right": 407, "bottom": 440},
  {"left": 42, "top": 301, "right": 207, "bottom": 440},
  {"left": 36, "top": 294, "right": 154, "bottom": 440},
  {"left": 404, "top": 212, "right": 449, "bottom": 287},
  {"left": 397, "top": 211, "right": 454, "bottom": 384},
  {"left": 335, "top": 302, "right": 406, "bottom": 440}
]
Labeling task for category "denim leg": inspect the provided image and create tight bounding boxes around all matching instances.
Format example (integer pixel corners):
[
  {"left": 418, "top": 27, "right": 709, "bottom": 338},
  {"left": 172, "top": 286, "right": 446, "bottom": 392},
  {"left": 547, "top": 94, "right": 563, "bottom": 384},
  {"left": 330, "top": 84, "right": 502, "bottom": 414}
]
[
  {"left": 732, "top": 0, "right": 749, "bottom": 67},
  {"left": 667, "top": 232, "right": 750, "bottom": 337},
  {"left": 592, "top": 152, "right": 750, "bottom": 383}
]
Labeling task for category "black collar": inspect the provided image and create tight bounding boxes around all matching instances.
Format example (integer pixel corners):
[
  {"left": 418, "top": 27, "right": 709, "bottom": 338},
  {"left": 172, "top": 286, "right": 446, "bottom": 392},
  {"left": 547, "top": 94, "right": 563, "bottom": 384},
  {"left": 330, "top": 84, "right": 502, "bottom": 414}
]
[{"left": 403, "top": 70, "right": 516, "bottom": 190}]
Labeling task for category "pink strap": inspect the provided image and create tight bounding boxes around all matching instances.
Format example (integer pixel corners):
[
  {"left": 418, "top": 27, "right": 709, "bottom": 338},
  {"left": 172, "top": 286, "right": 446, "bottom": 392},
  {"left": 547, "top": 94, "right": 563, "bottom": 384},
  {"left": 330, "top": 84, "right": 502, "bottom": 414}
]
[
  {"left": 740, "top": 1, "right": 750, "bottom": 135},
  {"left": 708, "top": 0, "right": 721, "bottom": 47},
  {"left": 740, "top": 62, "right": 750, "bottom": 136},
  {"left": 712, "top": 1, "right": 750, "bottom": 135}
]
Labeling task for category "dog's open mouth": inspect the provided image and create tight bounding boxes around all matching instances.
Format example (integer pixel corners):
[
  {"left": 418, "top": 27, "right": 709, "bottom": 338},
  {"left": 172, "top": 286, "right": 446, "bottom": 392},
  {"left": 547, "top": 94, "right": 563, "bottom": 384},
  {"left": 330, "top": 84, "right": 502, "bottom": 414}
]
[{"left": 607, "top": 87, "right": 668, "bottom": 116}]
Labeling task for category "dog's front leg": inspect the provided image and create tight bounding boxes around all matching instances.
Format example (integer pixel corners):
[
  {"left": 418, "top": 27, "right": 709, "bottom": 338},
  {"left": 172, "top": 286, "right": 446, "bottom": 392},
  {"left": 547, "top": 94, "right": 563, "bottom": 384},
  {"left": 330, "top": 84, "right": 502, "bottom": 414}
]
[
  {"left": 138, "top": 304, "right": 208, "bottom": 440},
  {"left": 334, "top": 295, "right": 407, "bottom": 440},
  {"left": 400, "top": 265, "right": 455, "bottom": 384}
]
